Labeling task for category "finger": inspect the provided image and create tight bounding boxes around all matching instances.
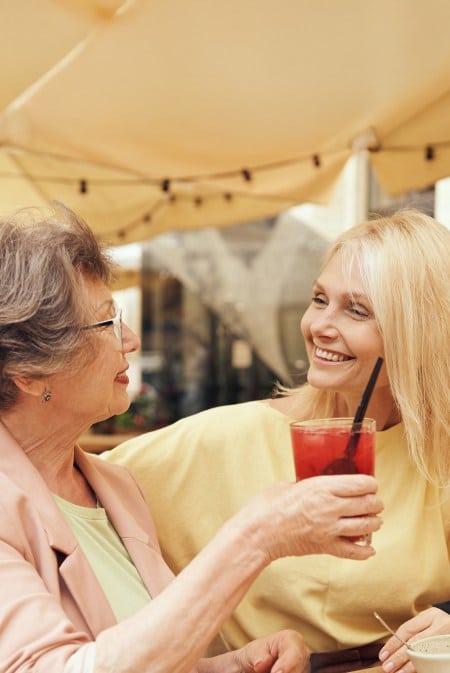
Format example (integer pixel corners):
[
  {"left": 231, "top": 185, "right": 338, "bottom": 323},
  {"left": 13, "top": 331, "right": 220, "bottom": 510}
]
[
  {"left": 268, "top": 635, "right": 309, "bottom": 673},
  {"left": 240, "top": 641, "right": 274, "bottom": 673},
  {"left": 380, "top": 646, "right": 414, "bottom": 673},
  {"left": 329, "top": 539, "right": 377, "bottom": 560},
  {"left": 379, "top": 635, "right": 404, "bottom": 660},
  {"left": 396, "top": 609, "right": 447, "bottom": 641},
  {"left": 271, "top": 649, "right": 309, "bottom": 673},
  {"left": 336, "top": 494, "right": 384, "bottom": 517},
  {"left": 338, "top": 514, "right": 383, "bottom": 537},
  {"left": 309, "top": 474, "right": 379, "bottom": 496},
  {"left": 253, "top": 654, "right": 276, "bottom": 673}
]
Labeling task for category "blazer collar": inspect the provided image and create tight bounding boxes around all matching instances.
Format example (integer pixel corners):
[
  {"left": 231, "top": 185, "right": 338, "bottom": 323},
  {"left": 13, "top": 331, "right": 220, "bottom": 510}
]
[
  {"left": 0, "top": 422, "right": 171, "bottom": 631},
  {"left": 0, "top": 421, "right": 77, "bottom": 554}
]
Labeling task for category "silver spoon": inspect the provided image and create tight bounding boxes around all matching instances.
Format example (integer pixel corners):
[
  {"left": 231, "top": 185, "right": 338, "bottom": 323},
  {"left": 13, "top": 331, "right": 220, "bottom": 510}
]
[{"left": 373, "top": 611, "right": 415, "bottom": 650}]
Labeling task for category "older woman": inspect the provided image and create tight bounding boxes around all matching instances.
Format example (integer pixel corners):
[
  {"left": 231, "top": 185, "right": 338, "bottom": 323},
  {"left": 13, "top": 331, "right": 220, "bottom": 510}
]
[
  {"left": 105, "top": 209, "right": 450, "bottom": 673},
  {"left": 0, "top": 203, "right": 383, "bottom": 673}
]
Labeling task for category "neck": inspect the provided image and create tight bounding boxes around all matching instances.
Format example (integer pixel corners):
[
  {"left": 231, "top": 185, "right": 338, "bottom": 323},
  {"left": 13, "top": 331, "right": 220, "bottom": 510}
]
[
  {"left": 271, "top": 385, "right": 401, "bottom": 431},
  {"left": 336, "top": 387, "right": 400, "bottom": 431},
  {"left": 1, "top": 402, "right": 96, "bottom": 505}
]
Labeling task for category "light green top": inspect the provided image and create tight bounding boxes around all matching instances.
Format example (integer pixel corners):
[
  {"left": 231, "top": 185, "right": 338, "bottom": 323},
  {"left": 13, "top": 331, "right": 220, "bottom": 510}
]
[
  {"left": 103, "top": 400, "right": 450, "bottom": 651},
  {"left": 54, "top": 495, "right": 150, "bottom": 622}
]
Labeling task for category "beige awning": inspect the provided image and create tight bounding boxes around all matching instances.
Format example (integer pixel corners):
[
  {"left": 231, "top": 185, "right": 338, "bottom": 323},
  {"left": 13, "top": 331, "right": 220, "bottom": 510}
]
[{"left": 1, "top": 0, "right": 450, "bottom": 244}]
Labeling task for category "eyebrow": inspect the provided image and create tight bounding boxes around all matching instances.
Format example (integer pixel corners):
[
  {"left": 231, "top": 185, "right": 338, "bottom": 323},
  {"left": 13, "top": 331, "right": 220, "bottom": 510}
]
[
  {"left": 313, "top": 281, "right": 369, "bottom": 303},
  {"left": 94, "top": 299, "right": 115, "bottom": 316}
]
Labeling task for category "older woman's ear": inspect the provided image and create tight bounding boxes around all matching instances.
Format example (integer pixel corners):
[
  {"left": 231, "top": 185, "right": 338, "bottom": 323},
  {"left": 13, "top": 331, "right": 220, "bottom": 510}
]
[{"left": 10, "top": 376, "right": 49, "bottom": 401}]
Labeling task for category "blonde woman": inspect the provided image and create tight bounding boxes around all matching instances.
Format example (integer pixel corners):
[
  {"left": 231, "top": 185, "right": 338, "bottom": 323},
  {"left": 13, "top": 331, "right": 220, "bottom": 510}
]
[{"left": 106, "top": 210, "right": 450, "bottom": 673}]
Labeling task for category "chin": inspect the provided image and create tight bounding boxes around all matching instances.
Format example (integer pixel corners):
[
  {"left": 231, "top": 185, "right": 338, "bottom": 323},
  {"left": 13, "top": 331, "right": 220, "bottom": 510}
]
[
  {"left": 115, "top": 399, "right": 131, "bottom": 416},
  {"left": 307, "top": 370, "right": 340, "bottom": 392},
  {"left": 105, "top": 396, "right": 131, "bottom": 420}
]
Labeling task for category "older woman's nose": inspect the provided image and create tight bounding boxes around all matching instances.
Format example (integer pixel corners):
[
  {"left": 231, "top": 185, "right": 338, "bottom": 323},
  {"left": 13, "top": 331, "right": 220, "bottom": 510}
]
[{"left": 122, "top": 322, "right": 141, "bottom": 353}]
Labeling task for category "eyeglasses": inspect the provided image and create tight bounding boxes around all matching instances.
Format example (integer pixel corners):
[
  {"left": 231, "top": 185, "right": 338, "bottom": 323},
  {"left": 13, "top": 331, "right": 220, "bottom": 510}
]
[{"left": 82, "top": 301, "right": 123, "bottom": 347}]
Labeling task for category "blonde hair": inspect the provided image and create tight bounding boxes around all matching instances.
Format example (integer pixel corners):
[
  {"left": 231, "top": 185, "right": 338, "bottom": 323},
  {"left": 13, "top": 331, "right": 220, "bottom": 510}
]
[
  {"left": 279, "top": 210, "right": 450, "bottom": 484},
  {"left": 0, "top": 202, "right": 113, "bottom": 410}
]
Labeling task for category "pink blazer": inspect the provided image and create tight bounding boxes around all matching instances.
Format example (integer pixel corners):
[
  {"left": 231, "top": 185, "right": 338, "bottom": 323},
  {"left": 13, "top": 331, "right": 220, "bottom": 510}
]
[{"left": 0, "top": 422, "right": 174, "bottom": 673}]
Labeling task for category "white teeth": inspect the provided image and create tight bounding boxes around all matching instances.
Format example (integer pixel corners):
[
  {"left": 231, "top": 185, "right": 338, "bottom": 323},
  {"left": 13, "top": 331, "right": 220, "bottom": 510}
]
[{"left": 315, "top": 347, "right": 350, "bottom": 362}]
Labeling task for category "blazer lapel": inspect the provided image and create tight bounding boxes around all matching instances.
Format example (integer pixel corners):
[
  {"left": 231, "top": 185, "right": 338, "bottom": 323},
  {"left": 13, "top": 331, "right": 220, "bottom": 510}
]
[
  {"left": 75, "top": 447, "right": 174, "bottom": 598},
  {"left": 0, "top": 423, "right": 116, "bottom": 635}
]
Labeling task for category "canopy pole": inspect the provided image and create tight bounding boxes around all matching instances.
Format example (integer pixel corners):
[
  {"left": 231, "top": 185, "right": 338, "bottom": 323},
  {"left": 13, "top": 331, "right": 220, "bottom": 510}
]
[
  {"left": 345, "top": 128, "right": 380, "bottom": 228},
  {"left": 349, "top": 127, "right": 380, "bottom": 227},
  {"left": 338, "top": 149, "right": 370, "bottom": 231},
  {"left": 352, "top": 149, "right": 370, "bottom": 225}
]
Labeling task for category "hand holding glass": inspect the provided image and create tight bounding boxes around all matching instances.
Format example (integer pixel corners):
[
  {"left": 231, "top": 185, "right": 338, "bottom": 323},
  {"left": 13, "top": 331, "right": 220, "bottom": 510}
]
[{"left": 290, "top": 417, "right": 376, "bottom": 543}]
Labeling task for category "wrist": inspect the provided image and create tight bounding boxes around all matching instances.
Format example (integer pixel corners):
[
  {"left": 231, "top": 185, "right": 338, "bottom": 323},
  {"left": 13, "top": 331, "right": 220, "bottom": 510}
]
[{"left": 222, "top": 501, "right": 272, "bottom": 570}]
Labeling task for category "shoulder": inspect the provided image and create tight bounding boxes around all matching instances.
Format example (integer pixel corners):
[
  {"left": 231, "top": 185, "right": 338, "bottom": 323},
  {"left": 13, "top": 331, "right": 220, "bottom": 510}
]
[
  {"left": 103, "top": 400, "right": 286, "bottom": 464},
  {"left": 77, "top": 448, "right": 149, "bottom": 505},
  {"left": 103, "top": 400, "right": 294, "bottom": 491},
  {"left": 0, "top": 471, "right": 49, "bottom": 556}
]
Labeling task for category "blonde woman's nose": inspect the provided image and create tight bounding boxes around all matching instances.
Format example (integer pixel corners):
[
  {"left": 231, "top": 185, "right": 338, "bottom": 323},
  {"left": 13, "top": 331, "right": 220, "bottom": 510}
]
[{"left": 310, "top": 310, "right": 339, "bottom": 338}]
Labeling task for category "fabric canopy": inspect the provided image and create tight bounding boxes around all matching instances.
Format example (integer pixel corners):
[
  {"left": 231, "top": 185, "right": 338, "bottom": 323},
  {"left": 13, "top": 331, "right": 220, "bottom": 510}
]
[{"left": 1, "top": 0, "right": 450, "bottom": 244}]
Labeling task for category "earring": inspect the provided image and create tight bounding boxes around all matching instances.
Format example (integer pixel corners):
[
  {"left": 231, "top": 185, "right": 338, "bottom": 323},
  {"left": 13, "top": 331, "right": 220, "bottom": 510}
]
[{"left": 41, "top": 388, "right": 52, "bottom": 403}]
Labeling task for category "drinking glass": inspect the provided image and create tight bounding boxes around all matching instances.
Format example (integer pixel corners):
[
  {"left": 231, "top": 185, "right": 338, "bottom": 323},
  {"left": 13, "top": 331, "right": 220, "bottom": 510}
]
[{"left": 290, "top": 417, "right": 376, "bottom": 544}]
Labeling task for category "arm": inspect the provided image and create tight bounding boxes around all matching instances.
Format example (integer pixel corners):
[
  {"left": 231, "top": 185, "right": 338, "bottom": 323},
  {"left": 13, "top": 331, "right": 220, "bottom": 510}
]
[
  {"left": 379, "top": 607, "right": 450, "bottom": 673},
  {"left": 95, "top": 474, "right": 382, "bottom": 673},
  {"left": 0, "top": 474, "right": 381, "bottom": 673}
]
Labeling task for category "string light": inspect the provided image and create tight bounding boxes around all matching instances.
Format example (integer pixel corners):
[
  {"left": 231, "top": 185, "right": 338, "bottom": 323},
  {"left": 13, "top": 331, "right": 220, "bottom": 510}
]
[
  {"left": 103, "top": 199, "right": 167, "bottom": 241},
  {"left": 2, "top": 139, "right": 450, "bottom": 245},
  {"left": 99, "top": 188, "right": 297, "bottom": 243},
  {"left": 425, "top": 145, "right": 435, "bottom": 161},
  {"left": 2, "top": 138, "right": 449, "bottom": 194}
]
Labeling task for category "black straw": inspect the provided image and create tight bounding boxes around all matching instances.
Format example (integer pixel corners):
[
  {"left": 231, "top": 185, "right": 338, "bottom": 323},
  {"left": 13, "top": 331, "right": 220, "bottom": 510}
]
[{"left": 345, "top": 357, "right": 384, "bottom": 457}]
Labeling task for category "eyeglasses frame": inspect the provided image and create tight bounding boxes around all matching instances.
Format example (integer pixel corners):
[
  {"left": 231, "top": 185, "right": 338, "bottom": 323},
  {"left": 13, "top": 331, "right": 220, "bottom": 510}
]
[{"left": 82, "top": 301, "right": 123, "bottom": 347}]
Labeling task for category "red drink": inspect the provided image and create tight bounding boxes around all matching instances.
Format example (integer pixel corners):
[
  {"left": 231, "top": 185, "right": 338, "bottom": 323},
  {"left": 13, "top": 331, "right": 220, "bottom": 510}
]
[{"left": 290, "top": 418, "right": 375, "bottom": 481}]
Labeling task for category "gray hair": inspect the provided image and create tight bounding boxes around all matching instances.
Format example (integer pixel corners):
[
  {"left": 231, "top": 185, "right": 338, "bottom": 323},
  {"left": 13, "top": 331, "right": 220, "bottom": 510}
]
[{"left": 0, "top": 202, "right": 113, "bottom": 410}]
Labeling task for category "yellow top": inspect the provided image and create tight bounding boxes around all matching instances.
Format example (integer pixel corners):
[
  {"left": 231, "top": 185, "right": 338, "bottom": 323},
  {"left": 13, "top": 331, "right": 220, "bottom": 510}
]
[
  {"left": 54, "top": 495, "right": 151, "bottom": 622},
  {"left": 103, "top": 400, "right": 450, "bottom": 651}
]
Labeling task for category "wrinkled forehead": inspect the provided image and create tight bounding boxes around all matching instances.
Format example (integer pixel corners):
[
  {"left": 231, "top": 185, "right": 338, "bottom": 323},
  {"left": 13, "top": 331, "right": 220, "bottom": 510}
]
[{"left": 78, "top": 274, "right": 114, "bottom": 318}]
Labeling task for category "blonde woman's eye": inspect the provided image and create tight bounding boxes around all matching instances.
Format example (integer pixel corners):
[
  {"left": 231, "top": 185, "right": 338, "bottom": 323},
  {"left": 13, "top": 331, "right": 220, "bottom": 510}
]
[
  {"left": 349, "top": 304, "right": 369, "bottom": 318},
  {"left": 312, "top": 295, "right": 327, "bottom": 306}
]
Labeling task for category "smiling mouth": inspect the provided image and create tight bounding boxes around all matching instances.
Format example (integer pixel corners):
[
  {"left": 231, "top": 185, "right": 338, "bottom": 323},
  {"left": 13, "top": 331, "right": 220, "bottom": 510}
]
[
  {"left": 315, "top": 347, "right": 353, "bottom": 363},
  {"left": 115, "top": 368, "right": 129, "bottom": 382}
]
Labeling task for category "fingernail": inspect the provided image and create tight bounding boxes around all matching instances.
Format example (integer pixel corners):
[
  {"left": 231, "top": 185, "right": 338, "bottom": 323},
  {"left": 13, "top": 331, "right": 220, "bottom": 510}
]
[
  {"left": 382, "top": 662, "right": 394, "bottom": 672},
  {"left": 379, "top": 650, "right": 388, "bottom": 661}
]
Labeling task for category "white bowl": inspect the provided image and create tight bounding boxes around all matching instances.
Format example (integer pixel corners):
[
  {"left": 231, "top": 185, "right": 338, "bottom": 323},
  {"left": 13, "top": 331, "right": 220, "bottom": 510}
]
[{"left": 407, "top": 634, "right": 450, "bottom": 673}]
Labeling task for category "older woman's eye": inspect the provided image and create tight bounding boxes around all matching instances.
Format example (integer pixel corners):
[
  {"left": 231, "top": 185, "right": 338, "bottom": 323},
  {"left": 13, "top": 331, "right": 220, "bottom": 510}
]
[{"left": 312, "top": 295, "right": 327, "bottom": 306}]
